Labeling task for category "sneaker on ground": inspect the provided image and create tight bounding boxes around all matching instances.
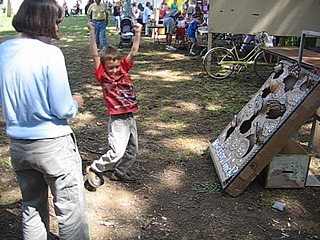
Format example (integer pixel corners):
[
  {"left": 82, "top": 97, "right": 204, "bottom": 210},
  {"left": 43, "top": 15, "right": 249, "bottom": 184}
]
[
  {"left": 86, "top": 166, "right": 104, "bottom": 188},
  {"left": 189, "top": 50, "right": 197, "bottom": 55},
  {"left": 165, "top": 45, "right": 171, "bottom": 50},
  {"left": 111, "top": 171, "right": 136, "bottom": 183},
  {"left": 169, "top": 46, "right": 176, "bottom": 50}
]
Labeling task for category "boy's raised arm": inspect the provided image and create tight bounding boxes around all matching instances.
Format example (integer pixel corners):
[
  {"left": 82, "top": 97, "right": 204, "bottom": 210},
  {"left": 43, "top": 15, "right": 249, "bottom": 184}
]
[
  {"left": 87, "top": 22, "right": 100, "bottom": 69},
  {"left": 127, "top": 23, "right": 142, "bottom": 63}
]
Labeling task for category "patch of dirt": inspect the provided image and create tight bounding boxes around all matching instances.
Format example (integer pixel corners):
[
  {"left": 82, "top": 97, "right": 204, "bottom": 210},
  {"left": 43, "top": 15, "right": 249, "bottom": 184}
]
[{"left": 0, "top": 17, "right": 320, "bottom": 240}]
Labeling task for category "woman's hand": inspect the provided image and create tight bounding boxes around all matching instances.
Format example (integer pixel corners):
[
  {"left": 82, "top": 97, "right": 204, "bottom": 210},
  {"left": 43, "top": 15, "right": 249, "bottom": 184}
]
[{"left": 73, "top": 95, "right": 84, "bottom": 109}]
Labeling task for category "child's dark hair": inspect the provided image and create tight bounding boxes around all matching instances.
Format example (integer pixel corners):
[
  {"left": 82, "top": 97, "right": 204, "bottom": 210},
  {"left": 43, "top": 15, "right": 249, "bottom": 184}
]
[
  {"left": 12, "top": 0, "right": 64, "bottom": 40},
  {"left": 197, "top": 16, "right": 204, "bottom": 23},
  {"left": 99, "top": 46, "right": 122, "bottom": 63}
]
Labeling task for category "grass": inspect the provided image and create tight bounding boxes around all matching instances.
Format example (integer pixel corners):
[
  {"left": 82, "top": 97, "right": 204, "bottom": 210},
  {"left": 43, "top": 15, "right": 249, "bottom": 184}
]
[
  {"left": 244, "top": 235, "right": 263, "bottom": 240},
  {"left": 0, "top": 15, "right": 16, "bottom": 41},
  {"left": 195, "top": 180, "right": 222, "bottom": 195},
  {"left": 257, "top": 197, "right": 272, "bottom": 206},
  {"left": 0, "top": 15, "right": 13, "bottom": 29}
]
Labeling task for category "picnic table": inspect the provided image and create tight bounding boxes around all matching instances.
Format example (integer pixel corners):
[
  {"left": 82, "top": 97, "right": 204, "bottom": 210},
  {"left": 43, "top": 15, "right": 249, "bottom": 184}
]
[
  {"left": 261, "top": 30, "right": 320, "bottom": 70},
  {"left": 197, "top": 26, "right": 208, "bottom": 36},
  {"left": 261, "top": 46, "right": 320, "bottom": 70},
  {"left": 148, "top": 24, "right": 164, "bottom": 45}
]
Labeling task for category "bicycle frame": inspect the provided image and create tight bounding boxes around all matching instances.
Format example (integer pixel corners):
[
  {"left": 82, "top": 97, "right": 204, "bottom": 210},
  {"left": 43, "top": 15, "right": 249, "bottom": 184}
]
[
  {"left": 203, "top": 31, "right": 275, "bottom": 80},
  {"left": 222, "top": 42, "right": 264, "bottom": 68}
]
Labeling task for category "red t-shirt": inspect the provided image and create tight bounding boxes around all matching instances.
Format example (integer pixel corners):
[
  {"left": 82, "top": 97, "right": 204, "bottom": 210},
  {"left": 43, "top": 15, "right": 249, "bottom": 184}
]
[{"left": 94, "top": 56, "right": 139, "bottom": 115}]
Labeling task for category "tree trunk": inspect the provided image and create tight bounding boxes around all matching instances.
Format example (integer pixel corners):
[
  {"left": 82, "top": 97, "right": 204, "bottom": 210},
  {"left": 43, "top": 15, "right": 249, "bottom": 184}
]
[{"left": 6, "top": 0, "right": 11, "bottom": 17}]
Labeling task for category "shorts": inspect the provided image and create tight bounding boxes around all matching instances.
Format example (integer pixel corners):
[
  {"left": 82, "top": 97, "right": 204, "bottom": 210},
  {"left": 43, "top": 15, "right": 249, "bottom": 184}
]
[
  {"left": 188, "top": 37, "right": 197, "bottom": 43},
  {"left": 163, "top": 17, "right": 175, "bottom": 35},
  {"left": 176, "top": 28, "right": 185, "bottom": 40}
]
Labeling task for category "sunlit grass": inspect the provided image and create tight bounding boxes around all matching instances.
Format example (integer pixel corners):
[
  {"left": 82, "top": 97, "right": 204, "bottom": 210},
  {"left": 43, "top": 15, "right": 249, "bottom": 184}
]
[
  {"left": 0, "top": 15, "right": 14, "bottom": 30},
  {"left": 194, "top": 180, "right": 222, "bottom": 195}
]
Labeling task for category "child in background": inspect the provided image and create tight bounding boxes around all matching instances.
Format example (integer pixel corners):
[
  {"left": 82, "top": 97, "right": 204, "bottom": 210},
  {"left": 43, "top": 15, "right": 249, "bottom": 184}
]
[
  {"left": 86, "top": 21, "right": 143, "bottom": 187},
  {"left": 175, "top": 12, "right": 188, "bottom": 49},
  {"left": 192, "top": 6, "right": 203, "bottom": 19},
  {"left": 187, "top": 16, "right": 203, "bottom": 55},
  {"left": 142, "top": 1, "right": 153, "bottom": 36},
  {"left": 171, "top": 0, "right": 178, "bottom": 11}
]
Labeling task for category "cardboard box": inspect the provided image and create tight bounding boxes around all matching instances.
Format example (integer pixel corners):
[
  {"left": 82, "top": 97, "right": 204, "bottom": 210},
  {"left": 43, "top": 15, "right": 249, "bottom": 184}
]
[
  {"left": 265, "top": 138, "right": 310, "bottom": 188},
  {"left": 210, "top": 60, "right": 320, "bottom": 197}
]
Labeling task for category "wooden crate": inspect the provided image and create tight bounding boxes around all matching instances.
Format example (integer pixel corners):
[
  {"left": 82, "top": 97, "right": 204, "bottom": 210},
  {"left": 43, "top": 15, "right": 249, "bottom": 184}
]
[{"left": 265, "top": 138, "right": 310, "bottom": 188}]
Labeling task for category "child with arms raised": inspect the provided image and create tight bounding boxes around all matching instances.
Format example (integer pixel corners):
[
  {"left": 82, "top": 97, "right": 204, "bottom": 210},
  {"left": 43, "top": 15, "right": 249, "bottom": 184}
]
[{"left": 86, "top": 21, "right": 142, "bottom": 187}]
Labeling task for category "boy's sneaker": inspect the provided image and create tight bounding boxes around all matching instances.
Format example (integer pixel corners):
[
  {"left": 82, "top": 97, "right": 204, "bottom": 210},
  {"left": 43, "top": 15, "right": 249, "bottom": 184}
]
[
  {"left": 166, "top": 45, "right": 176, "bottom": 51},
  {"left": 86, "top": 166, "right": 104, "bottom": 188},
  {"left": 189, "top": 49, "right": 197, "bottom": 55},
  {"left": 110, "top": 171, "right": 136, "bottom": 183}
]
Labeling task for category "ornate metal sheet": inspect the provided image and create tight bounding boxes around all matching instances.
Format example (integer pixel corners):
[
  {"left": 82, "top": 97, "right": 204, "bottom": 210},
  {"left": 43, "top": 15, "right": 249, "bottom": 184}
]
[{"left": 209, "top": 60, "right": 320, "bottom": 196}]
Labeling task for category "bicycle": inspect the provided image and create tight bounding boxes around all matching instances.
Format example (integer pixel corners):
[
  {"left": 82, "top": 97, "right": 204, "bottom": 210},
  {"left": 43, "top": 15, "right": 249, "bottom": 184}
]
[
  {"left": 198, "top": 32, "right": 243, "bottom": 57},
  {"left": 202, "top": 31, "right": 279, "bottom": 80}
]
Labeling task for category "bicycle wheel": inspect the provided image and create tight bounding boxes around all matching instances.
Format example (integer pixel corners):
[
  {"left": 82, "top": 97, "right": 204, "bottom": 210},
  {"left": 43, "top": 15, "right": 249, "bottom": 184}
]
[
  {"left": 203, "top": 47, "right": 235, "bottom": 79},
  {"left": 254, "top": 51, "right": 282, "bottom": 80}
]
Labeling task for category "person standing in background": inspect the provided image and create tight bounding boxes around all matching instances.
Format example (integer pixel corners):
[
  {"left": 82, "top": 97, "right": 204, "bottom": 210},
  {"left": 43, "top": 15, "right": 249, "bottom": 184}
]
[
  {"left": 113, "top": 2, "right": 121, "bottom": 33},
  {"left": 138, "top": 2, "right": 144, "bottom": 12},
  {"left": 142, "top": 1, "right": 152, "bottom": 37},
  {"left": 0, "top": 0, "right": 89, "bottom": 239},
  {"left": 181, "top": 0, "right": 189, "bottom": 12},
  {"left": 186, "top": 0, "right": 195, "bottom": 21},
  {"left": 63, "top": 0, "right": 70, "bottom": 17},
  {"left": 85, "top": 0, "right": 94, "bottom": 16},
  {"left": 163, "top": 9, "right": 181, "bottom": 50},
  {"left": 170, "top": 0, "right": 178, "bottom": 11},
  {"left": 74, "top": 0, "right": 81, "bottom": 15},
  {"left": 131, "top": 2, "right": 140, "bottom": 24},
  {"left": 87, "top": 0, "right": 108, "bottom": 50},
  {"left": 159, "top": 0, "right": 169, "bottom": 22},
  {"left": 192, "top": 5, "right": 203, "bottom": 19}
]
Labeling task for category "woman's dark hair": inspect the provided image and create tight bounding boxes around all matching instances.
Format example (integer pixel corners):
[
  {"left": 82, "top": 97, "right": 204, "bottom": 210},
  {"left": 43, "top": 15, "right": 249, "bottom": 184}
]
[{"left": 12, "top": 0, "right": 64, "bottom": 40}]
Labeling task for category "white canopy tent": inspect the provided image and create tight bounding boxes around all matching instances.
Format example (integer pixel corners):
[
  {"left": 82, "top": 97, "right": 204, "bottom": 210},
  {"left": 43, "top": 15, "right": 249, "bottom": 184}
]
[{"left": 208, "top": 0, "right": 320, "bottom": 36}]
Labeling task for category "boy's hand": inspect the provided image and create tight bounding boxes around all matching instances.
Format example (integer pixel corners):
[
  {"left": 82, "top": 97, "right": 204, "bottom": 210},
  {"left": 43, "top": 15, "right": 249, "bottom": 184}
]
[
  {"left": 132, "top": 23, "right": 142, "bottom": 35},
  {"left": 87, "top": 21, "right": 95, "bottom": 31}
]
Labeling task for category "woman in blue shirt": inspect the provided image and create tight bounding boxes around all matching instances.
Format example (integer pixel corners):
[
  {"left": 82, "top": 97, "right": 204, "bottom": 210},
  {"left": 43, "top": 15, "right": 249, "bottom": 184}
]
[{"left": 0, "top": 0, "right": 89, "bottom": 239}]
